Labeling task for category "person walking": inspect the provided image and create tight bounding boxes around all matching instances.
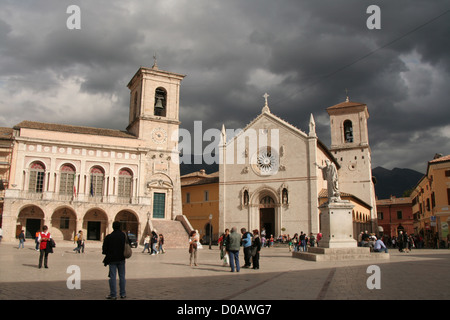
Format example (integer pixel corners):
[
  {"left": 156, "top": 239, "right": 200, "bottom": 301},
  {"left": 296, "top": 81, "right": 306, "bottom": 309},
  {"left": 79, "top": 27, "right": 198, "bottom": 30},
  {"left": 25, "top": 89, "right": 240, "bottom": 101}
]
[
  {"left": 241, "top": 228, "right": 252, "bottom": 268},
  {"left": 219, "top": 229, "right": 230, "bottom": 266},
  {"left": 150, "top": 231, "right": 158, "bottom": 255},
  {"left": 18, "top": 230, "right": 25, "bottom": 249},
  {"left": 35, "top": 230, "right": 40, "bottom": 251},
  {"left": 251, "top": 229, "right": 261, "bottom": 270},
  {"left": 142, "top": 234, "right": 150, "bottom": 253},
  {"left": 74, "top": 230, "right": 85, "bottom": 253},
  {"left": 226, "top": 227, "right": 241, "bottom": 272},
  {"left": 38, "top": 225, "right": 52, "bottom": 269},
  {"left": 189, "top": 230, "right": 198, "bottom": 267},
  {"left": 102, "top": 221, "right": 128, "bottom": 300},
  {"left": 158, "top": 234, "right": 165, "bottom": 254}
]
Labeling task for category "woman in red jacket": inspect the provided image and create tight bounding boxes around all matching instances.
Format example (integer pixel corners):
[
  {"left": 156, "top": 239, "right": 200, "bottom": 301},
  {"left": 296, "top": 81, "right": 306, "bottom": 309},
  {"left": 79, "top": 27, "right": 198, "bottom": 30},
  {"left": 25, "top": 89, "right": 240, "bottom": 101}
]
[{"left": 38, "top": 225, "right": 52, "bottom": 269}]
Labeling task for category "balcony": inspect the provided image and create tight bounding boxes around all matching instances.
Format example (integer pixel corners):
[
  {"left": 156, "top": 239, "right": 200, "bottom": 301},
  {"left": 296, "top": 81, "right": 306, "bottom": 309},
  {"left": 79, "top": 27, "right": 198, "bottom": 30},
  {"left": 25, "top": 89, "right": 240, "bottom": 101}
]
[{"left": 7, "top": 190, "right": 141, "bottom": 206}]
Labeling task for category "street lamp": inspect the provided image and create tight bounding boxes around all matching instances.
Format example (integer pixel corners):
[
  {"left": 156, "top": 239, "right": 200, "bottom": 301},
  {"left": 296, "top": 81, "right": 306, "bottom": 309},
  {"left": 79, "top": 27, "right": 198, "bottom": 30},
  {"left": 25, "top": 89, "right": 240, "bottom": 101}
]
[{"left": 209, "top": 214, "right": 213, "bottom": 249}]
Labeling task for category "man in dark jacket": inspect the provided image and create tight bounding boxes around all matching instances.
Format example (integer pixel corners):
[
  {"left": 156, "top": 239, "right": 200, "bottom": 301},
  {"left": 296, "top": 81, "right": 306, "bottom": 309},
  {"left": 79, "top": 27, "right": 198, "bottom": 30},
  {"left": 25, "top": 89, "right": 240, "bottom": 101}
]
[
  {"left": 102, "top": 221, "right": 127, "bottom": 299},
  {"left": 226, "top": 227, "right": 242, "bottom": 272}
]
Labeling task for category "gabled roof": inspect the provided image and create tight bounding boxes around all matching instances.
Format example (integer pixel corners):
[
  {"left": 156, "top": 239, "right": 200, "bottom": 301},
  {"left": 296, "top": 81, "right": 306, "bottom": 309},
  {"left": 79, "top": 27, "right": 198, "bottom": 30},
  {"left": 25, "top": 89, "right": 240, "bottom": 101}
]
[
  {"left": 14, "top": 121, "right": 137, "bottom": 139},
  {"left": 223, "top": 108, "right": 340, "bottom": 168},
  {"left": 181, "top": 170, "right": 219, "bottom": 187}
]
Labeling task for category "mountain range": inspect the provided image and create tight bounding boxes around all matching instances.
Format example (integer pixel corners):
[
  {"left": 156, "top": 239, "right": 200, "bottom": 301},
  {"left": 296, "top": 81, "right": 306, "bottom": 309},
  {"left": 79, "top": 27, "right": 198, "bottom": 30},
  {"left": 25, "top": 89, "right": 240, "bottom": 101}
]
[{"left": 371, "top": 167, "right": 424, "bottom": 200}]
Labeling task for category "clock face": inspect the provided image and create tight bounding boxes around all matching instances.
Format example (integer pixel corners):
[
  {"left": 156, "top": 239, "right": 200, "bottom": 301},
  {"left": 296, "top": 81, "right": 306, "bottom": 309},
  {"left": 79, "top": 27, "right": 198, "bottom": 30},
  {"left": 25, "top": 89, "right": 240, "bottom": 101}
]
[
  {"left": 251, "top": 147, "right": 279, "bottom": 176},
  {"left": 151, "top": 128, "right": 167, "bottom": 144}
]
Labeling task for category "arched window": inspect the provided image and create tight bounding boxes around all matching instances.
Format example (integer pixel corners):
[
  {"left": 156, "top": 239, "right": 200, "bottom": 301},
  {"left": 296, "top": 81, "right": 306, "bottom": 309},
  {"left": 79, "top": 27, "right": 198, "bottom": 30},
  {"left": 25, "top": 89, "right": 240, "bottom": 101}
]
[
  {"left": 133, "top": 91, "right": 139, "bottom": 119},
  {"left": 260, "top": 196, "right": 275, "bottom": 205},
  {"left": 118, "top": 168, "right": 133, "bottom": 198},
  {"left": 59, "top": 164, "right": 76, "bottom": 195},
  {"left": 154, "top": 87, "right": 167, "bottom": 117},
  {"left": 89, "top": 166, "right": 104, "bottom": 197},
  {"left": 344, "top": 120, "right": 353, "bottom": 143},
  {"left": 29, "top": 162, "right": 45, "bottom": 193}
]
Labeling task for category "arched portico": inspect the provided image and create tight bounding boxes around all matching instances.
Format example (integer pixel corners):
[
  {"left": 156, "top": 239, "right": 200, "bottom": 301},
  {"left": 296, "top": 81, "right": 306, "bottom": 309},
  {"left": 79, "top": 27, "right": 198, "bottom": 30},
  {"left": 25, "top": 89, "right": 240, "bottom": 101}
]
[
  {"left": 50, "top": 206, "right": 77, "bottom": 241},
  {"left": 115, "top": 210, "right": 139, "bottom": 236},
  {"left": 83, "top": 208, "right": 108, "bottom": 241},
  {"left": 17, "top": 205, "right": 45, "bottom": 239}
]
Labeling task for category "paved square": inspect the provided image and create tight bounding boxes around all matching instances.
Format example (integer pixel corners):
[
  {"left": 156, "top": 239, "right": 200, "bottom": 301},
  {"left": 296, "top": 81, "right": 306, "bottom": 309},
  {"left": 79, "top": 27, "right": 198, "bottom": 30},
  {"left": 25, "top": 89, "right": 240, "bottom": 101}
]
[{"left": 1, "top": 241, "right": 449, "bottom": 301}]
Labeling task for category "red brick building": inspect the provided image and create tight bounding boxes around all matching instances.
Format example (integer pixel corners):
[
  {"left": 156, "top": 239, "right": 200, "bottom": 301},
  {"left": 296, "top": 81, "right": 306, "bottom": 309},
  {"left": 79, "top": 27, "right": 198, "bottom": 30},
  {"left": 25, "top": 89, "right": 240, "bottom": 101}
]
[{"left": 377, "top": 196, "right": 413, "bottom": 237}]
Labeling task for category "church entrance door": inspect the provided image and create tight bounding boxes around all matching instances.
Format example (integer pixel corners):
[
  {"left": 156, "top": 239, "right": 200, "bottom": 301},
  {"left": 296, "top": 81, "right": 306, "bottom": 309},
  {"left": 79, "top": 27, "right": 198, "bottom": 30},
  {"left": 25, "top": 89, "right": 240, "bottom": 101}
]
[{"left": 260, "top": 208, "right": 275, "bottom": 237}]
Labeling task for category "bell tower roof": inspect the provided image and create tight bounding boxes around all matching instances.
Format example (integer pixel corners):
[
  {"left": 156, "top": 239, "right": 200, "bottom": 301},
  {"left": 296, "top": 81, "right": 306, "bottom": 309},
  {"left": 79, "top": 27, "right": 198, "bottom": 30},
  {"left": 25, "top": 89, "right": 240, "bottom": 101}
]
[{"left": 327, "top": 100, "right": 369, "bottom": 118}]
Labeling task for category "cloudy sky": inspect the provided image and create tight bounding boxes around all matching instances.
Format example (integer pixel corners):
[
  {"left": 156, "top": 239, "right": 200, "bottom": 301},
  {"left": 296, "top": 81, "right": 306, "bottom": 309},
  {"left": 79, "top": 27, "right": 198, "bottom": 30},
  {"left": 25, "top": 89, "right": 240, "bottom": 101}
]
[{"left": 0, "top": 0, "right": 449, "bottom": 173}]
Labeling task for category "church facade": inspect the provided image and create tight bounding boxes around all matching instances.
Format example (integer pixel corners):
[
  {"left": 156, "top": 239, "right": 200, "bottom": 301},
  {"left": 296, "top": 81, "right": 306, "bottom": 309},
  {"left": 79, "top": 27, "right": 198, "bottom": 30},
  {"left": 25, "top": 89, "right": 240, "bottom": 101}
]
[
  {"left": 218, "top": 97, "right": 377, "bottom": 239},
  {"left": 1, "top": 64, "right": 186, "bottom": 242}
]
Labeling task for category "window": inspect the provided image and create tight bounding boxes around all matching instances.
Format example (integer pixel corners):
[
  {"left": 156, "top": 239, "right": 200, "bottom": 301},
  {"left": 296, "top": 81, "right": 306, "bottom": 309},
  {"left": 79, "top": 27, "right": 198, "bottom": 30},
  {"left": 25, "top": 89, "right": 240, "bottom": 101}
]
[
  {"left": 396, "top": 211, "right": 402, "bottom": 219},
  {"left": 118, "top": 168, "right": 132, "bottom": 198},
  {"left": 378, "top": 212, "right": 384, "bottom": 220},
  {"left": 204, "top": 190, "right": 209, "bottom": 202},
  {"left": 154, "top": 87, "right": 167, "bottom": 117},
  {"left": 89, "top": 166, "right": 104, "bottom": 197},
  {"left": 186, "top": 192, "right": 191, "bottom": 204},
  {"left": 59, "top": 164, "right": 75, "bottom": 195},
  {"left": 343, "top": 120, "right": 353, "bottom": 143},
  {"left": 445, "top": 170, "right": 450, "bottom": 177},
  {"left": 60, "top": 217, "right": 70, "bottom": 229},
  {"left": 447, "top": 189, "right": 450, "bottom": 205},
  {"left": 153, "top": 193, "right": 166, "bottom": 218},
  {"left": 431, "top": 192, "right": 436, "bottom": 208},
  {"left": 29, "top": 162, "right": 45, "bottom": 193},
  {"left": 260, "top": 196, "right": 275, "bottom": 205}
]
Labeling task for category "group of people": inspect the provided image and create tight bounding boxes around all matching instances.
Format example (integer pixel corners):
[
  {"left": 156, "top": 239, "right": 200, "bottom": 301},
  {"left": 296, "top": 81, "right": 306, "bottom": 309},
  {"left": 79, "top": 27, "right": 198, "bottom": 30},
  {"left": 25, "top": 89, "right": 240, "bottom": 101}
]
[
  {"left": 216, "top": 227, "right": 261, "bottom": 272},
  {"left": 289, "top": 232, "right": 322, "bottom": 252},
  {"left": 142, "top": 231, "right": 165, "bottom": 255}
]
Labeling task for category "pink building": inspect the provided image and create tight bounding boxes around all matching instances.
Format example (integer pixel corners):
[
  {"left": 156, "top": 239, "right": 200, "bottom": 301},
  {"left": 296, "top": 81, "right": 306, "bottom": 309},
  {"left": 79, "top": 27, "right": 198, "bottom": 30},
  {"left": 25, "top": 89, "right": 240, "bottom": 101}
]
[{"left": 376, "top": 196, "right": 414, "bottom": 237}]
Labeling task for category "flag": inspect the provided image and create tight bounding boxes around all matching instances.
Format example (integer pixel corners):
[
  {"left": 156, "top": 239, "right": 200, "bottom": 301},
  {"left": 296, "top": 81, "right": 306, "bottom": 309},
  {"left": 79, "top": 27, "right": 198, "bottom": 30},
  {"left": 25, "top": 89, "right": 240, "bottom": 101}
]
[{"left": 90, "top": 180, "right": 94, "bottom": 196}]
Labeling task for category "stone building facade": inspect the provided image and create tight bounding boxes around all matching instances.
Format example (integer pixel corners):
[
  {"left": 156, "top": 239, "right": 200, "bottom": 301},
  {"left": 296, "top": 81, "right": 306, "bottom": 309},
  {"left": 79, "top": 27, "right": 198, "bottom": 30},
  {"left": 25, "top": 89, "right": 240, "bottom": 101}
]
[
  {"left": 1, "top": 65, "right": 186, "bottom": 243},
  {"left": 218, "top": 97, "right": 377, "bottom": 239}
]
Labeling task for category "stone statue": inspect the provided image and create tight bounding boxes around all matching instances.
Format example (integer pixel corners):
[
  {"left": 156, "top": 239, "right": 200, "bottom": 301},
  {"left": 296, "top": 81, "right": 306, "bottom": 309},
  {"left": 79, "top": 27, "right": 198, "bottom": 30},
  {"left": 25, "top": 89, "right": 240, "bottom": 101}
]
[{"left": 316, "top": 160, "right": 341, "bottom": 202}]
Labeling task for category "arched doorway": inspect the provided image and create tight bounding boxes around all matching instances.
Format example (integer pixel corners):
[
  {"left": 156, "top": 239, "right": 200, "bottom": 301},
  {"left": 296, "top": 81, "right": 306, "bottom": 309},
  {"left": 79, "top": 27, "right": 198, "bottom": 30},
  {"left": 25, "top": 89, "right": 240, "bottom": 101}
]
[
  {"left": 17, "top": 205, "right": 44, "bottom": 239},
  {"left": 84, "top": 209, "right": 108, "bottom": 241},
  {"left": 51, "top": 207, "right": 77, "bottom": 241},
  {"left": 115, "top": 210, "right": 139, "bottom": 236},
  {"left": 260, "top": 195, "right": 276, "bottom": 238}
]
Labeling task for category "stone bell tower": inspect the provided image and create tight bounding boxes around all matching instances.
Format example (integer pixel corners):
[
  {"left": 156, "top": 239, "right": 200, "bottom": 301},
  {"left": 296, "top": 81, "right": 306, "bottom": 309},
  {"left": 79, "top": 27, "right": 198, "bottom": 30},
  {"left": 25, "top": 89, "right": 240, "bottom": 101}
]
[
  {"left": 126, "top": 60, "right": 186, "bottom": 219},
  {"left": 327, "top": 96, "right": 377, "bottom": 229}
]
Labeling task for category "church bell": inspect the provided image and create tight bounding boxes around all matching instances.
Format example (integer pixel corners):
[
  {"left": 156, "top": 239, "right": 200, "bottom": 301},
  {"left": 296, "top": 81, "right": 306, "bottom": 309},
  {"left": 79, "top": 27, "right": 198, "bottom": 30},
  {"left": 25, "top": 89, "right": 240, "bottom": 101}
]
[{"left": 155, "top": 97, "right": 164, "bottom": 109}]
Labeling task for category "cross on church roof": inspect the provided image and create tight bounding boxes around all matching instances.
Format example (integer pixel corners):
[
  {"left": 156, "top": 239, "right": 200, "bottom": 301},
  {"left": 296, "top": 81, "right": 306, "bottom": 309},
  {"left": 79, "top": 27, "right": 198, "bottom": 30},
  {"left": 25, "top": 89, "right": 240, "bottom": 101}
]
[
  {"left": 152, "top": 53, "right": 158, "bottom": 69},
  {"left": 262, "top": 92, "right": 270, "bottom": 113},
  {"left": 263, "top": 92, "right": 269, "bottom": 106}
]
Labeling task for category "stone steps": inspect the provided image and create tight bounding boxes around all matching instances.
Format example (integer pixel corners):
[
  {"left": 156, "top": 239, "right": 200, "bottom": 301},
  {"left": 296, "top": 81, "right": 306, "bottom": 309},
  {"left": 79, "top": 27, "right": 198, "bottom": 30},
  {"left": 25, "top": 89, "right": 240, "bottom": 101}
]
[
  {"left": 150, "top": 219, "right": 190, "bottom": 249},
  {"left": 292, "top": 247, "right": 390, "bottom": 261}
]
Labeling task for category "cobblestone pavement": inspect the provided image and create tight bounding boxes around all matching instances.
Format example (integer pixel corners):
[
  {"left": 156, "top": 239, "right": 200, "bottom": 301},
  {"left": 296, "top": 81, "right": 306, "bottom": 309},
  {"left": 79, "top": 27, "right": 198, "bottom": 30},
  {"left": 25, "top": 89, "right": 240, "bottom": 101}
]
[{"left": 1, "top": 241, "right": 449, "bottom": 302}]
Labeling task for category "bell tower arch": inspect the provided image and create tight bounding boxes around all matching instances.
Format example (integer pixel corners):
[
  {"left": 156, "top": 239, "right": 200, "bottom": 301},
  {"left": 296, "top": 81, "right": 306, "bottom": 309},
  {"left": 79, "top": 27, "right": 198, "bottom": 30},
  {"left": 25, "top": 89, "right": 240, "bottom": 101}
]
[{"left": 126, "top": 63, "right": 185, "bottom": 144}]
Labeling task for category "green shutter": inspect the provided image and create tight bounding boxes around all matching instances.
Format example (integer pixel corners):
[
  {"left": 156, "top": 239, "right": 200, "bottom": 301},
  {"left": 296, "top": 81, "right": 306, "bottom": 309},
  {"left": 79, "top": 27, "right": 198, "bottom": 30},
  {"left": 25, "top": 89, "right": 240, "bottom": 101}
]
[{"left": 153, "top": 193, "right": 166, "bottom": 218}]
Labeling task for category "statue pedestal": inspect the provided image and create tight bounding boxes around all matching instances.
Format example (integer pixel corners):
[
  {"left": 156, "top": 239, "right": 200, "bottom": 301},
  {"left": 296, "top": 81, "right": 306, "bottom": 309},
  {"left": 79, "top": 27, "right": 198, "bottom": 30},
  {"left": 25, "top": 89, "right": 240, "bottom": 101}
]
[
  {"left": 292, "top": 200, "right": 389, "bottom": 261},
  {"left": 319, "top": 200, "right": 356, "bottom": 248}
]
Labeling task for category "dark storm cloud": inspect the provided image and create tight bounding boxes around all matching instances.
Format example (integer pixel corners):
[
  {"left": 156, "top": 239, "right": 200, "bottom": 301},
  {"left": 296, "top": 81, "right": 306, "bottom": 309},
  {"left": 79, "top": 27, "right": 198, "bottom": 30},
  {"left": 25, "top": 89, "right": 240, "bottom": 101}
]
[{"left": 0, "top": 0, "right": 449, "bottom": 172}]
